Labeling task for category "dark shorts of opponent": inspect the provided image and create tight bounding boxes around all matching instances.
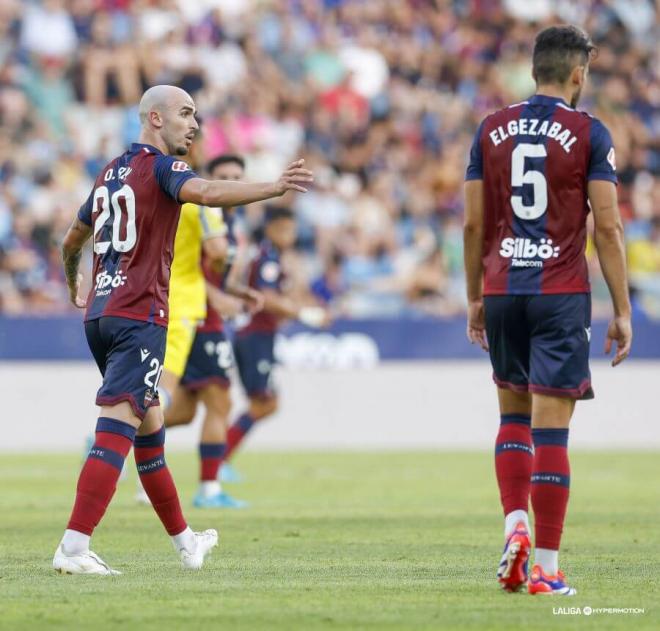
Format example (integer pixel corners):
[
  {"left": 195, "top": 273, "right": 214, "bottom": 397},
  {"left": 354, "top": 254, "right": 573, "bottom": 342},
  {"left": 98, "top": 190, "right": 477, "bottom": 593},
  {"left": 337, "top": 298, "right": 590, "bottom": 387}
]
[
  {"left": 233, "top": 331, "right": 277, "bottom": 400},
  {"left": 85, "top": 316, "right": 167, "bottom": 419},
  {"left": 484, "top": 293, "right": 594, "bottom": 400},
  {"left": 181, "top": 330, "right": 232, "bottom": 391}
]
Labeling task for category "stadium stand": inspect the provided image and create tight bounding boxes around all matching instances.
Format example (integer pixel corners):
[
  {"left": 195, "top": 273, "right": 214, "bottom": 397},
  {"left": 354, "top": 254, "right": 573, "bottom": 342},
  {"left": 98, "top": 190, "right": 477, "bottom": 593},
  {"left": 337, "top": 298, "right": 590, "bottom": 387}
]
[{"left": 0, "top": 0, "right": 657, "bottom": 318}]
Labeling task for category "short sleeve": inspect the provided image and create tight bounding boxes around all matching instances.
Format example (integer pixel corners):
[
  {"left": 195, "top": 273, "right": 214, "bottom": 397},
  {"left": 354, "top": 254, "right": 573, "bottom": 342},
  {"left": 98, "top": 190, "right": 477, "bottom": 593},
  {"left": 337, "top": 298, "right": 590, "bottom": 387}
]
[
  {"left": 153, "top": 155, "right": 198, "bottom": 201},
  {"left": 199, "top": 206, "right": 226, "bottom": 239},
  {"left": 588, "top": 119, "right": 617, "bottom": 184},
  {"left": 77, "top": 189, "right": 94, "bottom": 226},
  {"left": 254, "top": 255, "right": 281, "bottom": 290},
  {"left": 465, "top": 119, "right": 486, "bottom": 181}
]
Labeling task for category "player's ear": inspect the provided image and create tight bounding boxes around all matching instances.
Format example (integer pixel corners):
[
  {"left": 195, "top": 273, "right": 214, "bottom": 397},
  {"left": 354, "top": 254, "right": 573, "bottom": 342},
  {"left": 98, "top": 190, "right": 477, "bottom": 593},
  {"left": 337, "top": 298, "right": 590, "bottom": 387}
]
[
  {"left": 571, "top": 65, "right": 586, "bottom": 88},
  {"left": 149, "top": 110, "right": 164, "bottom": 129}
]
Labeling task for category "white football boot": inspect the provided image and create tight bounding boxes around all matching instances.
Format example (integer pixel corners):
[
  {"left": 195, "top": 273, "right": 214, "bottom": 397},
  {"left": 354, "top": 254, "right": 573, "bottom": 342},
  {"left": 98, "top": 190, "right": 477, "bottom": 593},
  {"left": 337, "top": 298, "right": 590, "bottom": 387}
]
[
  {"left": 176, "top": 529, "right": 219, "bottom": 570},
  {"left": 53, "top": 544, "right": 121, "bottom": 575}
]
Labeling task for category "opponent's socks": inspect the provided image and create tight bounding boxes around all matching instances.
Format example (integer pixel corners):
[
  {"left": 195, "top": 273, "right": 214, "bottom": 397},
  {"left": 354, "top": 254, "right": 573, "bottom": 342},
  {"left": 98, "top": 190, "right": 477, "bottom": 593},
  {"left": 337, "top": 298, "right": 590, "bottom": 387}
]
[
  {"left": 224, "top": 413, "right": 255, "bottom": 461},
  {"left": 495, "top": 414, "right": 533, "bottom": 534},
  {"left": 134, "top": 426, "right": 187, "bottom": 536},
  {"left": 199, "top": 442, "right": 225, "bottom": 486},
  {"left": 531, "top": 428, "right": 570, "bottom": 571},
  {"left": 66, "top": 417, "right": 136, "bottom": 538}
]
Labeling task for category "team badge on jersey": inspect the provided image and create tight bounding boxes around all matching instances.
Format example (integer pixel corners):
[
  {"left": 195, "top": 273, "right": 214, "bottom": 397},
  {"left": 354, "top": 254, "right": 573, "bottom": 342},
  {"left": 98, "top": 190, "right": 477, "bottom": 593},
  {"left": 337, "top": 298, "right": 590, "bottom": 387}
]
[
  {"left": 607, "top": 147, "right": 616, "bottom": 171},
  {"left": 171, "top": 161, "right": 191, "bottom": 172},
  {"left": 261, "top": 261, "right": 280, "bottom": 283}
]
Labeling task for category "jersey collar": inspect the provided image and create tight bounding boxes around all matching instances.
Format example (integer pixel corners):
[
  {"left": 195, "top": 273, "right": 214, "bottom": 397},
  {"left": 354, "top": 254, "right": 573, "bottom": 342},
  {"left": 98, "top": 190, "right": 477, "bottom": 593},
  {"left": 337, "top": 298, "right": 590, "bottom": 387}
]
[
  {"left": 529, "top": 94, "right": 572, "bottom": 108},
  {"left": 130, "top": 142, "right": 164, "bottom": 155}
]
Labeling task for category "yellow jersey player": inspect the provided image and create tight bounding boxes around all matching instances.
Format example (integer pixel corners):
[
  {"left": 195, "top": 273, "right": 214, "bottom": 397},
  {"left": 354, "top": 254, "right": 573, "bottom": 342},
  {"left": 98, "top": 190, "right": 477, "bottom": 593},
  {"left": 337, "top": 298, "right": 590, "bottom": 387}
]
[
  {"left": 135, "top": 198, "right": 227, "bottom": 504},
  {"left": 161, "top": 201, "right": 227, "bottom": 402}
]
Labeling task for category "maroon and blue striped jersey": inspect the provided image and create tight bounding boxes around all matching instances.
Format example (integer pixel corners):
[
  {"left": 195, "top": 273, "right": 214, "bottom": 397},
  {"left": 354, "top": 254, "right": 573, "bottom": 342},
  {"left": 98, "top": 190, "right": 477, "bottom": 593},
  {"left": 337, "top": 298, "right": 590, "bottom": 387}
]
[
  {"left": 466, "top": 94, "right": 617, "bottom": 295},
  {"left": 238, "top": 240, "right": 285, "bottom": 335},
  {"left": 77, "top": 143, "right": 197, "bottom": 326}
]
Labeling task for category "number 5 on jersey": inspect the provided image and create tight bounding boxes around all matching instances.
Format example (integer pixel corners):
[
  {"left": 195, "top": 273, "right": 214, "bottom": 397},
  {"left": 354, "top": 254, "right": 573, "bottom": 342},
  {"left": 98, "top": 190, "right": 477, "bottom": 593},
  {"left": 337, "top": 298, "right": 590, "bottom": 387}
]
[
  {"left": 93, "top": 185, "right": 137, "bottom": 254},
  {"left": 511, "top": 143, "right": 547, "bottom": 220}
]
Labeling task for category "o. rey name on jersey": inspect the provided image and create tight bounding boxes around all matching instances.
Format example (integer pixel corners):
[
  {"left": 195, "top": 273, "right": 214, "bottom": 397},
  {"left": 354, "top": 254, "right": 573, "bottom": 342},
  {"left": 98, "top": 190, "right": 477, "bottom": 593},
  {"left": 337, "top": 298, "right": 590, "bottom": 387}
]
[
  {"left": 77, "top": 143, "right": 197, "bottom": 326},
  {"left": 465, "top": 94, "right": 617, "bottom": 295}
]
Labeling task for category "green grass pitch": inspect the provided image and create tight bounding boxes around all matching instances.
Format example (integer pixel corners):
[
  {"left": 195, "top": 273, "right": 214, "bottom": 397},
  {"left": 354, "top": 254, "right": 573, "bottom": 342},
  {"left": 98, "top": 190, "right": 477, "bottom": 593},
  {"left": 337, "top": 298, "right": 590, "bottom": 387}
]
[{"left": 0, "top": 451, "right": 658, "bottom": 630}]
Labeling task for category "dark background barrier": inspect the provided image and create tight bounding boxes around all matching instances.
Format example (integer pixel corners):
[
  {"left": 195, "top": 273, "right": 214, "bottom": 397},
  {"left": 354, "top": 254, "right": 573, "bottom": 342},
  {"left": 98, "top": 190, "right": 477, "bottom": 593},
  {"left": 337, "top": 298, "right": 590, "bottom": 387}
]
[{"left": 1, "top": 315, "right": 658, "bottom": 361}]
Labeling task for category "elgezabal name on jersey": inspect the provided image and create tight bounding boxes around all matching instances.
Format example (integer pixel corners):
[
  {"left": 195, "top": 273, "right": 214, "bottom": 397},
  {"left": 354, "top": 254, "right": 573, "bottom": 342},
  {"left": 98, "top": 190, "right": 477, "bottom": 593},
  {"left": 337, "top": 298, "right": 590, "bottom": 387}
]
[{"left": 488, "top": 119, "right": 577, "bottom": 153}]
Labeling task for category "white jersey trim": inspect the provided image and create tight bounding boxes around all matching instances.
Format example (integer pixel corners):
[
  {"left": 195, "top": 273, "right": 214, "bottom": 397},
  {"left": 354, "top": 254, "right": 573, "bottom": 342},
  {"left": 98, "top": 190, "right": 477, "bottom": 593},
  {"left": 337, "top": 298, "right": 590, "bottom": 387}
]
[{"left": 508, "top": 101, "right": 529, "bottom": 108}]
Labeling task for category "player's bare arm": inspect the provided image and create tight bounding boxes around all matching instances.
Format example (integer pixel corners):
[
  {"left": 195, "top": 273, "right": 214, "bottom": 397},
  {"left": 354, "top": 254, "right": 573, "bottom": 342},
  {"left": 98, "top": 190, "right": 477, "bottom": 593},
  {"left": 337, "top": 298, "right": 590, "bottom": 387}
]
[
  {"left": 260, "top": 288, "right": 330, "bottom": 328},
  {"left": 589, "top": 180, "right": 633, "bottom": 366},
  {"left": 179, "top": 159, "right": 313, "bottom": 208},
  {"left": 221, "top": 279, "right": 263, "bottom": 313},
  {"left": 463, "top": 179, "right": 488, "bottom": 351},
  {"left": 219, "top": 244, "right": 263, "bottom": 312},
  {"left": 62, "top": 217, "right": 93, "bottom": 309},
  {"left": 202, "top": 234, "right": 228, "bottom": 269},
  {"left": 205, "top": 282, "right": 245, "bottom": 319}
]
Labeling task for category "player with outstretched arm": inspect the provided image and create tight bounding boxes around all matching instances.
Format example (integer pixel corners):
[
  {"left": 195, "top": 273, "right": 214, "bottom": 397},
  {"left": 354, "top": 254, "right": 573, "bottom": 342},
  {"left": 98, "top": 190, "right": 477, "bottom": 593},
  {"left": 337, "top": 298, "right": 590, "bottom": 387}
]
[
  {"left": 463, "top": 26, "right": 632, "bottom": 595},
  {"left": 218, "top": 206, "right": 331, "bottom": 473},
  {"left": 164, "top": 154, "right": 263, "bottom": 508},
  {"left": 55, "top": 85, "right": 313, "bottom": 575}
]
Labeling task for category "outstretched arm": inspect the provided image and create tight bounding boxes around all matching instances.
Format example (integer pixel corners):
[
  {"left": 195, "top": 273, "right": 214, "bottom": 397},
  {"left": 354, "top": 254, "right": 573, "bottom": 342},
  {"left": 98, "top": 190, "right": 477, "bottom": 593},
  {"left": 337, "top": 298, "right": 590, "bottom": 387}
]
[
  {"left": 179, "top": 159, "right": 313, "bottom": 207},
  {"left": 62, "top": 217, "right": 93, "bottom": 308},
  {"left": 259, "top": 288, "right": 329, "bottom": 328}
]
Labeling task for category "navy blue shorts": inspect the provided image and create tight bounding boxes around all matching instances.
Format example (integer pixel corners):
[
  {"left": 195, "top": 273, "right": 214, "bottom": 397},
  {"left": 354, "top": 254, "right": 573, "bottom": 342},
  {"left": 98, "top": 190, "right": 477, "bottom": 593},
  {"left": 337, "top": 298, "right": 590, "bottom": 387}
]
[
  {"left": 181, "top": 330, "right": 232, "bottom": 391},
  {"left": 85, "top": 316, "right": 166, "bottom": 419},
  {"left": 484, "top": 293, "right": 593, "bottom": 400},
  {"left": 233, "top": 331, "right": 277, "bottom": 399}
]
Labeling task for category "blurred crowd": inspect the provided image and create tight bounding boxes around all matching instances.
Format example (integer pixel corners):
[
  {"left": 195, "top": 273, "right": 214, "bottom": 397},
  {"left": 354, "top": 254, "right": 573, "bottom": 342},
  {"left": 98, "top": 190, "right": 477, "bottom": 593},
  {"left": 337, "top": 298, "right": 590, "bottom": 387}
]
[{"left": 0, "top": 0, "right": 658, "bottom": 318}]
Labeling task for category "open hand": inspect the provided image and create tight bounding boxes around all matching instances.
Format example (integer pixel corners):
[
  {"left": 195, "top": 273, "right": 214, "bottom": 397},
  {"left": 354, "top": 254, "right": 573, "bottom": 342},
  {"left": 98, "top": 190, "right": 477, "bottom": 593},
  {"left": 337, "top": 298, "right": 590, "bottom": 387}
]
[
  {"left": 276, "top": 159, "right": 314, "bottom": 195},
  {"left": 69, "top": 273, "right": 86, "bottom": 309},
  {"left": 467, "top": 299, "right": 488, "bottom": 351},
  {"left": 604, "top": 315, "right": 632, "bottom": 366}
]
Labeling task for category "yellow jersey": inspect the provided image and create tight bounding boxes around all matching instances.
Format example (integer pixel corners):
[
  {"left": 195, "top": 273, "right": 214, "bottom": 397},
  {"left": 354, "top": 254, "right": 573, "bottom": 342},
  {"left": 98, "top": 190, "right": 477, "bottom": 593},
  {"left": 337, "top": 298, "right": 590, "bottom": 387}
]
[
  {"left": 628, "top": 239, "right": 660, "bottom": 275},
  {"left": 168, "top": 203, "right": 225, "bottom": 321}
]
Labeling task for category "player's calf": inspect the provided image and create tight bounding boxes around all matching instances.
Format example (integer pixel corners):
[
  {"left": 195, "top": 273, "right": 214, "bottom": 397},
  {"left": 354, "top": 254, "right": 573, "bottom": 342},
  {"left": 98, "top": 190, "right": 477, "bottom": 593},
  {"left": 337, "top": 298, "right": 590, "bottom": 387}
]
[
  {"left": 134, "top": 422, "right": 220, "bottom": 568},
  {"left": 134, "top": 425, "right": 187, "bottom": 534},
  {"left": 495, "top": 413, "right": 533, "bottom": 531},
  {"left": 55, "top": 417, "right": 137, "bottom": 575},
  {"left": 223, "top": 396, "right": 278, "bottom": 463},
  {"left": 530, "top": 427, "right": 571, "bottom": 580}
]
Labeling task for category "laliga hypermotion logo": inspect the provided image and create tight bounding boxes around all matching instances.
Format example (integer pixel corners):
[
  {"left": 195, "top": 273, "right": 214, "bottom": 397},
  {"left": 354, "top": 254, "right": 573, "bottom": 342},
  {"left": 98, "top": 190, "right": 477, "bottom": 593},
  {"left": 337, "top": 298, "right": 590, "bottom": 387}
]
[
  {"left": 499, "top": 237, "right": 560, "bottom": 268},
  {"left": 95, "top": 269, "right": 127, "bottom": 296}
]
